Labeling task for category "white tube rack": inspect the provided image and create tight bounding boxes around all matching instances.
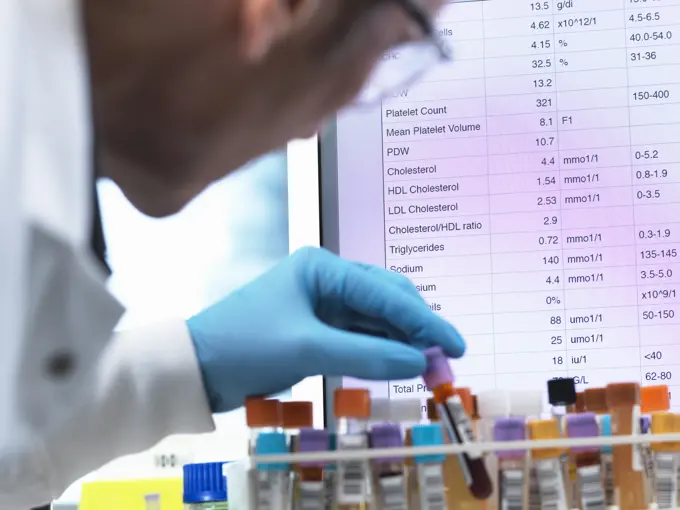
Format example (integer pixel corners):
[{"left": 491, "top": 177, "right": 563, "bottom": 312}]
[{"left": 252, "top": 433, "right": 680, "bottom": 464}]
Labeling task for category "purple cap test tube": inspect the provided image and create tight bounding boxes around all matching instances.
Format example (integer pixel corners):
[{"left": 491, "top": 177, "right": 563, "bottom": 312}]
[
  {"left": 640, "top": 416, "right": 651, "bottom": 435},
  {"left": 297, "top": 428, "right": 330, "bottom": 467},
  {"left": 422, "top": 347, "right": 454, "bottom": 390},
  {"left": 566, "top": 413, "right": 599, "bottom": 453},
  {"left": 494, "top": 417, "right": 526, "bottom": 459},
  {"left": 370, "top": 423, "right": 404, "bottom": 463}
]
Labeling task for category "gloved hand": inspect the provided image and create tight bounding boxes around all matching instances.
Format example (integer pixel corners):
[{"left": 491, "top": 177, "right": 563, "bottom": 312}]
[{"left": 187, "top": 247, "right": 465, "bottom": 413}]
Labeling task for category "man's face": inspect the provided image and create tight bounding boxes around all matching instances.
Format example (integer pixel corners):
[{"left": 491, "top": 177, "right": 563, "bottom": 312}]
[{"left": 86, "top": 0, "right": 442, "bottom": 217}]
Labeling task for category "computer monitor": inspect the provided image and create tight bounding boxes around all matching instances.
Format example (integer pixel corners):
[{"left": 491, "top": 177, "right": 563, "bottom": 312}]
[{"left": 311, "top": 0, "right": 680, "bottom": 427}]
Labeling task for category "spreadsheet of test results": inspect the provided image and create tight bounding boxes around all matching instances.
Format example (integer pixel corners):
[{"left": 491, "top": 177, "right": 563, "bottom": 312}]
[{"left": 335, "top": 0, "right": 680, "bottom": 409}]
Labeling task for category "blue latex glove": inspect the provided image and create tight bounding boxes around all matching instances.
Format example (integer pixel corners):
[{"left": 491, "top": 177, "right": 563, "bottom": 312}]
[{"left": 187, "top": 247, "right": 465, "bottom": 412}]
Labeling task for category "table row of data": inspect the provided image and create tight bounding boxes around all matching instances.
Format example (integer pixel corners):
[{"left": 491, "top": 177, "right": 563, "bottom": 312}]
[
  {"left": 384, "top": 191, "right": 680, "bottom": 219},
  {"left": 446, "top": 326, "right": 680, "bottom": 356},
  {"left": 435, "top": 35, "right": 680, "bottom": 63},
  {"left": 384, "top": 89, "right": 680, "bottom": 122},
  {"left": 385, "top": 70, "right": 680, "bottom": 103},
  {"left": 383, "top": 106, "right": 680, "bottom": 139},
  {"left": 408, "top": 269, "right": 680, "bottom": 298},
  {"left": 384, "top": 173, "right": 680, "bottom": 201},
  {"left": 423, "top": 288, "right": 680, "bottom": 315},
  {"left": 387, "top": 217, "right": 680, "bottom": 242},
  {"left": 387, "top": 233, "right": 680, "bottom": 259},
  {"left": 437, "top": 4, "right": 680, "bottom": 34},
  {"left": 384, "top": 133, "right": 680, "bottom": 160},
  {"left": 387, "top": 350, "right": 677, "bottom": 377},
  {"left": 385, "top": 147, "right": 680, "bottom": 176},
  {"left": 439, "top": 306, "right": 680, "bottom": 335},
  {"left": 438, "top": 0, "right": 680, "bottom": 23},
  {"left": 388, "top": 246, "right": 680, "bottom": 274},
  {"left": 417, "top": 46, "right": 680, "bottom": 83},
  {"left": 387, "top": 369, "right": 678, "bottom": 400}
]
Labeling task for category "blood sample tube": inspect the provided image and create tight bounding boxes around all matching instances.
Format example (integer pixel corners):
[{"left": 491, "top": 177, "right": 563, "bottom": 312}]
[
  {"left": 411, "top": 423, "right": 448, "bottom": 510},
  {"left": 333, "top": 388, "right": 372, "bottom": 510},
  {"left": 583, "top": 387, "right": 614, "bottom": 506},
  {"left": 282, "top": 402, "right": 315, "bottom": 510},
  {"left": 283, "top": 401, "right": 314, "bottom": 450},
  {"left": 296, "top": 428, "right": 331, "bottom": 510},
  {"left": 641, "top": 385, "right": 670, "bottom": 505},
  {"left": 568, "top": 392, "right": 585, "bottom": 414},
  {"left": 427, "top": 397, "right": 464, "bottom": 510},
  {"left": 324, "top": 433, "right": 337, "bottom": 510},
  {"left": 605, "top": 382, "right": 646, "bottom": 510},
  {"left": 508, "top": 390, "right": 544, "bottom": 420},
  {"left": 650, "top": 412, "right": 680, "bottom": 509},
  {"left": 247, "top": 398, "right": 290, "bottom": 510},
  {"left": 547, "top": 378, "right": 577, "bottom": 426},
  {"left": 421, "top": 347, "right": 492, "bottom": 500},
  {"left": 494, "top": 417, "right": 528, "bottom": 510},
  {"left": 476, "top": 390, "right": 510, "bottom": 510},
  {"left": 547, "top": 379, "right": 577, "bottom": 509},
  {"left": 566, "top": 413, "right": 605, "bottom": 510},
  {"left": 246, "top": 397, "right": 283, "bottom": 452},
  {"left": 528, "top": 419, "right": 568, "bottom": 510},
  {"left": 369, "top": 424, "right": 408, "bottom": 510}
]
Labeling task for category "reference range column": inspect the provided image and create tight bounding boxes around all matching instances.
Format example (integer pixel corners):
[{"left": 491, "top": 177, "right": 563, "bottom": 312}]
[
  {"left": 626, "top": 0, "right": 680, "bottom": 408},
  {"left": 383, "top": 0, "right": 494, "bottom": 397}
]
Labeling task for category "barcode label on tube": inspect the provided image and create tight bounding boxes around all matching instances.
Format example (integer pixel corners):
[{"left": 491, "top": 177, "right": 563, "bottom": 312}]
[
  {"left": 655, "top": 453, "right": 678, "bottom": 509},
  {"left": 528, "top": 467, "right": 541, "bottom": 510},
  {"left": 632, "top": 405, "right": 643, "bottom": 472},
  {"left": 445, "top": 396, "right": 481, "bottom": 459},
  {"left": 379, "top": 475, "right": 408, "bottom": 510},
  {"left": 600, "top": 454, "right": 614, "bottom": 507},
  {"left": 418, "top": 464, "right": 446, "bottom": 510},
  {"left": 255, "top": 472, "right": 285, "bottom": 510},
  {"left": 336, "top": 434, "right": 369, "bottom": 504},
  {"left": 323, "top": 471, "right": 335, "bottom": 510},
  {"left": 501, "top": 469, "right": 524, "bottom": 510},
  {"left": 535, "top": 459, "right": 567, "bottom": 510},
  {"left": 298, "top": 481, "right": 325, "bottom": 510},
  {"left": 577, "top": 465, "right": 605, "bottom": 510}
]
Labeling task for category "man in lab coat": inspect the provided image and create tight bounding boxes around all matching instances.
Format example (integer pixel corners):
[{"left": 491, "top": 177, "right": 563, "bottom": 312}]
[{"left": 3, "top": 0, "right": 463, "bottom": 507}]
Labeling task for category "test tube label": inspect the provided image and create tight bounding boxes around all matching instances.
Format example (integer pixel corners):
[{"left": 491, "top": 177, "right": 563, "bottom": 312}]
[
  {"left": 500, "top": 470, "right": 524, "bottom": 510},
  {"left": 535, "top": 459, "right": 568, "bottom": 510},
  {"left": 336, "top": 434, "right": 370, "bottom": 504},
  {"left": 254, "top": 471, "right": 286, "bottom": 510},
  {"left": 600, "top": 454, "right": 615, "bottom": 507},
  {"left": 576, "top": 465, "right": 605, "bottom": 510},
  {"left": 655, "top": 453, "right": 678, "bottom": 509},
  {"left": 298, "top": 481, "right": 325, "bottom": 510},
  {"left": 416, "top": 463, "right": 446, "bottom": 510},
  {"left": 632, "top": 405, "right": 643, "bottom": 472},
  {"left": 378, "top": 475, "right": 408, "bottom": 510},
  {"left": 444, "top": 396, "right": 482, "bottom": 460}
]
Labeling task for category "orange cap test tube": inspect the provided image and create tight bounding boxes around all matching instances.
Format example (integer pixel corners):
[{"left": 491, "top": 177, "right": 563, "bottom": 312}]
[
  {"left": 641, "top": 385, "right": 670, "bottom": 414},
  {"left": 583, "top": 388, "right": 608, "bottom": 414}
]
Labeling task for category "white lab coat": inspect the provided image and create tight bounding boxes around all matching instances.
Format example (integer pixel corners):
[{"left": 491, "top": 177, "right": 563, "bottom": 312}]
[{"left": 0, "top": 1, "right": 214, "bottom": 507}]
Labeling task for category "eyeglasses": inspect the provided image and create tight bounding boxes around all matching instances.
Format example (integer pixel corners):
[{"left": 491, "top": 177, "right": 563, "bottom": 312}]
[{"left": 353, "top": 0, "right": 453, "bottom": 106}]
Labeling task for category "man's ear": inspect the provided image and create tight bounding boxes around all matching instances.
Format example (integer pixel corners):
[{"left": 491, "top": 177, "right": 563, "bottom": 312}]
[{"left": 239, "top": 0, "right": 304, "bottom": 60}]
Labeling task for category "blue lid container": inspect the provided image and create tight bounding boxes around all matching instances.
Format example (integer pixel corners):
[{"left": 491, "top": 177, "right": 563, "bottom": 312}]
[{"left": 183, "top": 462, "right": 228, "bottom": 503}]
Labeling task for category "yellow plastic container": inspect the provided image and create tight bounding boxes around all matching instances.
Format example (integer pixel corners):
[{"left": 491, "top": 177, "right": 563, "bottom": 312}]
[{"left": 79, "top": 478, "right": 183, "bottom": 510}]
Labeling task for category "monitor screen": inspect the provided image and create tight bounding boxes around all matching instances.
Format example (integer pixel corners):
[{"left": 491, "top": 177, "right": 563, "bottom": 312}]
[{"left": 320, "top": 0, "right": 680, "bottom": 414}]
